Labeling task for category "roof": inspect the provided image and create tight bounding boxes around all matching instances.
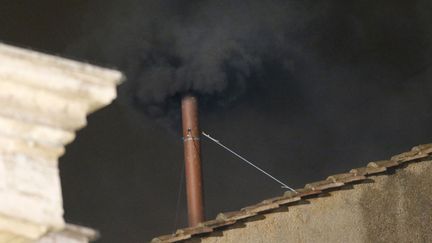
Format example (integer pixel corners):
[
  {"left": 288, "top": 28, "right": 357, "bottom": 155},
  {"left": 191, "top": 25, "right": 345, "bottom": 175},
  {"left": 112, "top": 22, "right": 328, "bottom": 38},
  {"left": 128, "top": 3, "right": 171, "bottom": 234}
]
[{"left": 152, "top": 143, "right": 432, "bottom": 243}]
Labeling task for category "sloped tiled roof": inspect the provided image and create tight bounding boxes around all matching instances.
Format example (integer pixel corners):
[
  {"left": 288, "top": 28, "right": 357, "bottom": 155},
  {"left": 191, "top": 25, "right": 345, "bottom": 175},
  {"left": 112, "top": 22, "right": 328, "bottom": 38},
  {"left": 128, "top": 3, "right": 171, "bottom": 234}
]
[{"left": 152, "top": 143, "right": 432, "bottom": 243}]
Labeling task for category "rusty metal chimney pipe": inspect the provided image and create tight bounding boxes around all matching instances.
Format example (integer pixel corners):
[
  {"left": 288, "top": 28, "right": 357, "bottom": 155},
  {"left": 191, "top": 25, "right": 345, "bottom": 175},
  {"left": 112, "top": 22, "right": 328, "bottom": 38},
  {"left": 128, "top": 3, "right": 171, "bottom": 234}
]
[{"left": 181, "top": 94, "right": 205, "bottom": 226}]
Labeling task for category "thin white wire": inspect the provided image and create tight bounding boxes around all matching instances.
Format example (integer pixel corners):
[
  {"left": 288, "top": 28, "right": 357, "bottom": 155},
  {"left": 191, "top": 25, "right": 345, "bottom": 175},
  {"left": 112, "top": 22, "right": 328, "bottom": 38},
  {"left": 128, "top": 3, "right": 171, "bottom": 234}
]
[
  {"left": 172, "top": 161, "right": 185, "bottom": 233},
  {"left": 202, "top": 131, "right": 297, "bottom": 193}
]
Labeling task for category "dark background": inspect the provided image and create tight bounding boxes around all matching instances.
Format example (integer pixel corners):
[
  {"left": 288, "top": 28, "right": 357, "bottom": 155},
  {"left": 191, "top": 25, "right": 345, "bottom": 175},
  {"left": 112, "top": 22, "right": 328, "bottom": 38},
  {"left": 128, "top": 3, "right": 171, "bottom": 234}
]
[{"left": 1, "top": 1, "right": 431, "bottom": 242}]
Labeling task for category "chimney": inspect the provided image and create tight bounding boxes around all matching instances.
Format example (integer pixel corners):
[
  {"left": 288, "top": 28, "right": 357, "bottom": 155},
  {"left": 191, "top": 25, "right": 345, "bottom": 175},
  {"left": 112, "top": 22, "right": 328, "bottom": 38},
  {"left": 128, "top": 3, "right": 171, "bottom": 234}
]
[{"left": 181, "top": 94, "right": 205, "bottom": 226}]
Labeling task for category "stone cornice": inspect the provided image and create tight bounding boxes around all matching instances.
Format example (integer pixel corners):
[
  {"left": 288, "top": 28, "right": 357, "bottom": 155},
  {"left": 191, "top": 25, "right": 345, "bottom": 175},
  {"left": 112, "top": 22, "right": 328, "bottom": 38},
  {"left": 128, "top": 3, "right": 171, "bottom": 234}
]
[{"left": 0, "top": 43, "right": 124, "bottom": 241}]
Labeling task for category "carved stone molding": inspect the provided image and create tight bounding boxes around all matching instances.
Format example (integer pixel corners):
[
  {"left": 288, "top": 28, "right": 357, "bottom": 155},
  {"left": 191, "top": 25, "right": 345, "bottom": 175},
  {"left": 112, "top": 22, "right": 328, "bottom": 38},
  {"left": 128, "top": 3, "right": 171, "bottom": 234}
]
[{"left": 0, "top": 43, "right": 123, "bottom": 241}]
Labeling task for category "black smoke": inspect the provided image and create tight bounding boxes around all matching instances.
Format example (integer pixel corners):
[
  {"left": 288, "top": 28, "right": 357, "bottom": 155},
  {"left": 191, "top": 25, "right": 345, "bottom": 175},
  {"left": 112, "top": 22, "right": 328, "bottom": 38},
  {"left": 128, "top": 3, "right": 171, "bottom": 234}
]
[{"left": 67, "top": 0, "right": 432, "bottom": 127}]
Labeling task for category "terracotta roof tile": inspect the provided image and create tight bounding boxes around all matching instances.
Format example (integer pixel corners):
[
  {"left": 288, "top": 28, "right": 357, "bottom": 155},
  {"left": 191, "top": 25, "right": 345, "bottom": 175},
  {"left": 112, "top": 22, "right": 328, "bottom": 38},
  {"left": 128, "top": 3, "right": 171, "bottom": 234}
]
[
  {"left": 199, "top": 219, "right": 237, "bottom": 229},
  {"left": 262, "top": 195, "right": 302, "bottom": 206},
  {"left": 285, "top": 188, "right": 323, "bottom": 198},
  {"left": 176, "top": 225, "right": 213, "bottom": 236},
  {"left": 391, "top": 150, "right": 429, "bottom": 163},
  {"left": 350, "top": 166, "right": 386, "bottom": 176},
  {"left": 216, "top": 210, "right": 257, "bottom": 221},
  {"left": 367, "top": 160, "right": 399, "bottom": 168},
  {"left": 411, "top": 143, "right": 432, "bottom": 154},
  {"left": 151, "top": 233, "right": 191, "bottom": 243},
  {"left": 327, "top": 173, "right": 366, "bottom": 184},
  {"left": 304, "top": 180, "right": 344, "bottom": 191},
  {"left": 367, "top": 160, "right": 399, "bottom": 169},
  {"left": 241, "top": 202, "right": 280, "bottom": 214}
]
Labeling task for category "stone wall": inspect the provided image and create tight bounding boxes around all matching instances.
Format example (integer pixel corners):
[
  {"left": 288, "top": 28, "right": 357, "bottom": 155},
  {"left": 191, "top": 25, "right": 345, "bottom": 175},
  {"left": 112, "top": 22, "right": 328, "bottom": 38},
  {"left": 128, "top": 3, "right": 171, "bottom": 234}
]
[
  {"left": 0, "top": 43, "right": 123, "bottom": 242},
  {"left": 196, "top": 159, "right": 432, "bottom": 243},
  {"left": 37, "top": 224, "right": 98, "bottom": 243}
]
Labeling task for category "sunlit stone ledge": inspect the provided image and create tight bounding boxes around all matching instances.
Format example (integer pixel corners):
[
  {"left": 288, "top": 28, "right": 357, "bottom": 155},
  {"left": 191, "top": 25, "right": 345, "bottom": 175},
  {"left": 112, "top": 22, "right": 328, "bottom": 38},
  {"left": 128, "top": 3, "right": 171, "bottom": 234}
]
[{"left": 0, "top": 43, "right": 124, "bottom": 242}]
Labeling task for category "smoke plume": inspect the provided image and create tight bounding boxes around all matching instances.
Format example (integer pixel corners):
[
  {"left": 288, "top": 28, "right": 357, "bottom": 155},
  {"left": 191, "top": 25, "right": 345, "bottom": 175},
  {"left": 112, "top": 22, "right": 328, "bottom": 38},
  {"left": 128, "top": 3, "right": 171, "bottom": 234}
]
[{"left": 67, "top": 0, "right": 431, "bottom": 127}]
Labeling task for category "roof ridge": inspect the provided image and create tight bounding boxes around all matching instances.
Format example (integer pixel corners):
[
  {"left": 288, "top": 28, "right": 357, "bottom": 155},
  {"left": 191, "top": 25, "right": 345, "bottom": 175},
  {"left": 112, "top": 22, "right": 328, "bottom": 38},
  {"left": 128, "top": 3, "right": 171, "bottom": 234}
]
[{"left": 152, "top": 143, "right": 432, "bottom": 243}]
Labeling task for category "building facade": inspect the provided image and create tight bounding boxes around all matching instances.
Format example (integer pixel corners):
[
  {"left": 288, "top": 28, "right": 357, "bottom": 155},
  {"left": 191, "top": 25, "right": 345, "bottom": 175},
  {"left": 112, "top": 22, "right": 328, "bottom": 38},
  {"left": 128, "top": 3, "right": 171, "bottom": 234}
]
[{"left": 0, "top": 43, "right": 123, "bottom": 242}]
